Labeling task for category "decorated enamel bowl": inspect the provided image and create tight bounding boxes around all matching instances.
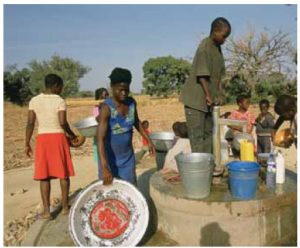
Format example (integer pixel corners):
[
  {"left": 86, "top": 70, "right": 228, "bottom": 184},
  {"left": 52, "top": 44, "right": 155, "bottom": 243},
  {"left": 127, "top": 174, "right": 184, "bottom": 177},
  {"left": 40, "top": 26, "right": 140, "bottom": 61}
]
[{"left": 69, "top": 179, "right": 149, "bottom": 246}]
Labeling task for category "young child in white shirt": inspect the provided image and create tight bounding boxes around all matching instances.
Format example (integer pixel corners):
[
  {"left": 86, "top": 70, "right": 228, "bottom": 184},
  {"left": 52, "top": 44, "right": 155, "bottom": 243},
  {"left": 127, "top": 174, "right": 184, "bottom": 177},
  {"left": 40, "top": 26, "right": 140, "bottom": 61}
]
[{"left": 162, "top": 122, "right": 191, "bottom": 174}]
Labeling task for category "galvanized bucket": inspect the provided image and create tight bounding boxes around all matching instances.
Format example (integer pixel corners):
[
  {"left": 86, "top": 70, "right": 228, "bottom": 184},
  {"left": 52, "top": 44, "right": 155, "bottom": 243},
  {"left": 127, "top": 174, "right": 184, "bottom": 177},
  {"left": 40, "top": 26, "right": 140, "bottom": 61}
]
[
  {"left": 175, "top": 153, "right": 214, "bottom": 199},
  {"left": 73, "top": 116, "right": 98, "bottom": 137},
  {"left": 149, "top": 132, "right": 175, "bottom": 152}
]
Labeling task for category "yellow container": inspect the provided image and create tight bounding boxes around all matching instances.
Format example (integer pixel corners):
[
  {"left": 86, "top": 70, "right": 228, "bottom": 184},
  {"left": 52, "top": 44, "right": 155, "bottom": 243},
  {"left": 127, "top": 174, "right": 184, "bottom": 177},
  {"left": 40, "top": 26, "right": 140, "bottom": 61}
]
[{"left": 240, "top": 139, "right": 255, "bottom": 161}]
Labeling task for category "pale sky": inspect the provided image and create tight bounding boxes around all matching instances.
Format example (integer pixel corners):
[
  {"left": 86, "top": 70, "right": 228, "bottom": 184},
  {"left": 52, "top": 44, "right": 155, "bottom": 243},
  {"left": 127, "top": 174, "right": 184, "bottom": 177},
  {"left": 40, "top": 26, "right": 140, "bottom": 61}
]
[{"left": 4, "top": 4, "right": 297, "bottom": 93}]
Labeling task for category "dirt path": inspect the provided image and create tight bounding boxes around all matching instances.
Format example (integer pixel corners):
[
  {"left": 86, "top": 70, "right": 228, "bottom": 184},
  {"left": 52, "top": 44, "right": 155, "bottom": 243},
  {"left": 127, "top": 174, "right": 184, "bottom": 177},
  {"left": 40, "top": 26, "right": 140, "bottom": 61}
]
[{"left": 4, "top": 156, "right": 98, "bottom": 224}]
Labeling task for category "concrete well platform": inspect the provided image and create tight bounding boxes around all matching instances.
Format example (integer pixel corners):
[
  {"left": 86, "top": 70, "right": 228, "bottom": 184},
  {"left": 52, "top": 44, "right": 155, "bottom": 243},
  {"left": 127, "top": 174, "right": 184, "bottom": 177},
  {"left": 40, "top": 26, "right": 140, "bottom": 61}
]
[{"left": 150, "top": 169, "right": 297, "bottom": 246}]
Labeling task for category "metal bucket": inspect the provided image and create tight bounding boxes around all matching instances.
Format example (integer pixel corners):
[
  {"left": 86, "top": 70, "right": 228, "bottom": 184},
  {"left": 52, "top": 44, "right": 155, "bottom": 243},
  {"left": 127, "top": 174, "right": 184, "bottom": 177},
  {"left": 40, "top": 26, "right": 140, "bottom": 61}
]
[
  {"left": 73, "top": 116, "right": 98, "bottom": 137},
  {"left": 175, "top": 153, "right": 214, "bottom": 199},
  {"left": 155, "top": 151, "right": 167, "bottom": 170},
  {"left": 149, "top": 132, "right": 175, "bottom": 152}
]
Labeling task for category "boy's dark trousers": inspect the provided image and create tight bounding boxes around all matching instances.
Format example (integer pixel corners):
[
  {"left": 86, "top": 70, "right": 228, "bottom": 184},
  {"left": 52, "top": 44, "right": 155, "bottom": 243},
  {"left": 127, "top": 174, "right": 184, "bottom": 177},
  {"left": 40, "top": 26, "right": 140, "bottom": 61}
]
[
  {"left": 257, "top": 136, "right": 272, "bottom": 153},
  {"left": 184, "top": 106, "right": 212, "bottom": 153}
]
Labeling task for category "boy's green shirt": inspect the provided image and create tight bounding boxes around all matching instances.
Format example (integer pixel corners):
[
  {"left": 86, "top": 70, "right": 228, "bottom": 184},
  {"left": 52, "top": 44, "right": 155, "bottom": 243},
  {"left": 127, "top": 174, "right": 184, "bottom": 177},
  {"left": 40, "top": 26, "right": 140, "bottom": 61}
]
[{"left": 180, "top": 37, "right": 225, "bottom": 112}]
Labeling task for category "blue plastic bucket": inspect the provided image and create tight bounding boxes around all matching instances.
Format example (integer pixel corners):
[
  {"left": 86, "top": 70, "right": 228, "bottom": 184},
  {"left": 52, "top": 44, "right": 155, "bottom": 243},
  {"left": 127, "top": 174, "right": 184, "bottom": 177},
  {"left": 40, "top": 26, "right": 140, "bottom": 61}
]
[{"left": 227, "top": 161, "right": 260, "bottom": 200}]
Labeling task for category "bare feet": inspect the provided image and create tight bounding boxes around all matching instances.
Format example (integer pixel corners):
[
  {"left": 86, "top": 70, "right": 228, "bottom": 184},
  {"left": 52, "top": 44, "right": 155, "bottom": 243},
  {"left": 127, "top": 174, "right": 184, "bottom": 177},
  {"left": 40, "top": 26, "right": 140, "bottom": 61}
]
[
  {"left": 62, "top": 206, "right": 70, "bottom": 215},
  {"left": 38, "top": 212, "right": 52, "bottom": 220},
  {"left": 213, "top": 167, "right": 225, "bottom": 176}
]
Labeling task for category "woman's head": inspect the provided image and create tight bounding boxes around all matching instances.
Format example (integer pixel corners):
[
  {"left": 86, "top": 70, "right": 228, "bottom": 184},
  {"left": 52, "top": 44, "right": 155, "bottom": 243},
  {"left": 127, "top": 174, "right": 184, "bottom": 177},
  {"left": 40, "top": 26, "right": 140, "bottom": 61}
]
[
  {"left": 274, "top": 95, "right": 297, "bottom": 120},
  {"left": 95, "top": 88, "right": 109, "bottom": 100},
  {"left": 109, "top": 67, "right": 132, "bottom": 102},
  {"left": 45, "top": 74, "right": 64, "bottom": 94},
  {"left": 236, "top": 94, "right": 251, "bottom": 111}
]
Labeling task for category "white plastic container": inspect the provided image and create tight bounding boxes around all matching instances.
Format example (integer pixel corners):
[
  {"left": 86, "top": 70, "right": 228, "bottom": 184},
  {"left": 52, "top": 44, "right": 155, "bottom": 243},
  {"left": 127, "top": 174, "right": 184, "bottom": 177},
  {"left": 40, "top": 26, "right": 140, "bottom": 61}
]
[{"left": 275, "top": 151, "right": 285, "bottom": 184}]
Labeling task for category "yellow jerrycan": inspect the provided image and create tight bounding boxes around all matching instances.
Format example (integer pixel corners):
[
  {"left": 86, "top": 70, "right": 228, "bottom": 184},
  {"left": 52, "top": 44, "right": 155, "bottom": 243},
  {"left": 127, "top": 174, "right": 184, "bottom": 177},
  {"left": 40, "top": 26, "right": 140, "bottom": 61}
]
[{"left": 240, "top": 139, "right": 255, "bottom": 161}]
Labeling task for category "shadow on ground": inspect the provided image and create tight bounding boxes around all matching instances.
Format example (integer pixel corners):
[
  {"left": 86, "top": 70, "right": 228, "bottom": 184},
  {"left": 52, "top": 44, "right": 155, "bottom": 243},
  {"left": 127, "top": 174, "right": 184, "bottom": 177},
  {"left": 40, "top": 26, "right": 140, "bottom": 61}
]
[{"left": 200, "top": 222, "right": 231, "bottom": 246}]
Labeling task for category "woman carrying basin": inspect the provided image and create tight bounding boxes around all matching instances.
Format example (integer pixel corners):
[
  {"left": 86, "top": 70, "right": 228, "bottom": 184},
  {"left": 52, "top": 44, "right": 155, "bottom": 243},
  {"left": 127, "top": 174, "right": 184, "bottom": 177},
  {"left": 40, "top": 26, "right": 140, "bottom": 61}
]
[{"left": 96, "top": 67, "right": 155, "bottom": 185}]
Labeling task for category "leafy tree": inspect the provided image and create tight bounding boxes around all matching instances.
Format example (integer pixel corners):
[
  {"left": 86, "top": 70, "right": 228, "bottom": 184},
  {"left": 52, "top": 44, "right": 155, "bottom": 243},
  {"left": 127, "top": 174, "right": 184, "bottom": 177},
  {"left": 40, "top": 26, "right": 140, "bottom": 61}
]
[
  {"left": 4, "top": 65, "right": 33, "bottom": 105},
  {"left": 142, "top": 56, "right": 191, "bottom": 97},
  {"left": 28, "top": 55, "right": 91, "bottom": 97},
  {"left": 265, "top": 72, "right": 296, "bottom": 98},
  {"left": 225, "top": 29, "right": 293, "bottom": 95},
  {"left": 224, "top": 76, "right": 250, "bottom": 103}
]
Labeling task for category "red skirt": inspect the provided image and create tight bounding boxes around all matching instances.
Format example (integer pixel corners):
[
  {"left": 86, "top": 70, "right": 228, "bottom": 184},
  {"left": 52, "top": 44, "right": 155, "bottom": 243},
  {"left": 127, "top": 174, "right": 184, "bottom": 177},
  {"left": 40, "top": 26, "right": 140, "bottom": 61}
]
[{"left": 34, "top": 133, "right": 75, "bottom": 180}]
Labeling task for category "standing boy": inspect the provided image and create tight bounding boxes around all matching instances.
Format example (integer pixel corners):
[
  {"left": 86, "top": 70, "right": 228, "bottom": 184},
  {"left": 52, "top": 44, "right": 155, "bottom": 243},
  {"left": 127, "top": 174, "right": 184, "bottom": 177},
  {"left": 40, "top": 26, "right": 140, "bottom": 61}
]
[
  {"left": 180, "top": 17, "right": 231, "bottom": 154},
  {"left": 255, "top": 99, "right": 274, "bottom": 153}
]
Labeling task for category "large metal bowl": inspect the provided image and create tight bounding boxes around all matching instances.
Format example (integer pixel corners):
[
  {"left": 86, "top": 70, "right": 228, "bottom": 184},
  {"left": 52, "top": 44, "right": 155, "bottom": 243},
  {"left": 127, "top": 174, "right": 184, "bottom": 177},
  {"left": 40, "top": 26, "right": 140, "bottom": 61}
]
[
  {"left": 233, "top": 132, "right": 255, "bottom": 151},
  {"left": 73, "top": 116, "right": 98, "bottom": 137},
  {"left": 149, "top": 132, "right": 175, "bottom": 152}
]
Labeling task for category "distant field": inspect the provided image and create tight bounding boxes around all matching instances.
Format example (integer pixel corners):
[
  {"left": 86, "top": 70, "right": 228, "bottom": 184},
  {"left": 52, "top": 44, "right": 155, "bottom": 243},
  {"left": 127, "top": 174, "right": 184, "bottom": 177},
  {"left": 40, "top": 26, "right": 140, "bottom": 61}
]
[{"left": 4, "top": 95, "right": 293, "bottom": 171}]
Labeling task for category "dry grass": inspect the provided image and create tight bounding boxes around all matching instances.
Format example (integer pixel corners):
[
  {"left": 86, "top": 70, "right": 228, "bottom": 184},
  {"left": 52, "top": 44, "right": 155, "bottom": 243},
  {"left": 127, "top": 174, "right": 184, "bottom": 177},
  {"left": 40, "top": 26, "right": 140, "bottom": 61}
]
[{"left": 4, "top": 96, "right": 293, "bottom": 171}]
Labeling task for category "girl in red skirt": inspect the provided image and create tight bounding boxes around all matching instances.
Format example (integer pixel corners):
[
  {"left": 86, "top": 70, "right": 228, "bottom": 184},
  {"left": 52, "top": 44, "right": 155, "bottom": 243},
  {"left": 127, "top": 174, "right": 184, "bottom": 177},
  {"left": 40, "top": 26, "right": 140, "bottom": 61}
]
[{"left": 25, "top": 73, "right": 77, "bottom": 219}]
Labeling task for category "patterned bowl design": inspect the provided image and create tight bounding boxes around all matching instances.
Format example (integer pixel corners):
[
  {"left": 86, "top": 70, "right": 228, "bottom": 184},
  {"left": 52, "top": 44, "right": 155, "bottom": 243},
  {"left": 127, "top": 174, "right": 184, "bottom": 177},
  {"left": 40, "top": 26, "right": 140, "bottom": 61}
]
[{"left": 69, "top": 179, "right": 149, "bottom": 246}]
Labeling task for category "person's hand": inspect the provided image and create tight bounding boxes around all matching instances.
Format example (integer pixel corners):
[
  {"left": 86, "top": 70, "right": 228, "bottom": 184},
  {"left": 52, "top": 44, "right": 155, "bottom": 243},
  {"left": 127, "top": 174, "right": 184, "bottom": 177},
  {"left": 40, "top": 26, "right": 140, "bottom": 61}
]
[
  {"left": 276, "top": 137, "right": 294, "bottom": 148},
  {"left": 271, "top": 130, "right": 276, "bottom": 142},
  {"left": 206, "top": 95, "right": 213, "bottom": 106},
  {"left": 256, "top": 114, "right": 262, "bottom": 123},
  {"left": 25, "top": 144, "right": 32, "bottom": 157},
  {"left": 68, "top": 135, "right": 86, "bottom": 148},
  {"left": 215, "top": 95, "right": 225, "bottom": 106},
  {"left": 69, "top": 133, "right": 77, "bottom": 140},
  {"left": 148, "top": 142, "right": 156, "bottom": 156},
  {"left": 102, "top": 167, "right": 113, "bottom": 185}
]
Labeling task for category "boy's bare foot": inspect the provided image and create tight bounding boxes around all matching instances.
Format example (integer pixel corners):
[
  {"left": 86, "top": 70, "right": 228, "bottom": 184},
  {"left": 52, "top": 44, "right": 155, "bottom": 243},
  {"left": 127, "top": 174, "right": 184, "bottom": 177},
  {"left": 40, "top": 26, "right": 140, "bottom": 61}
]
[
  {"left": 38, "top": 212, "right": 52, "bottom": 220},
  {"left": 62, "top": 206, "right": 70, "bottom": 215},
  {"left": 213, "top": 167, "right": 225, "bottom": 176}
]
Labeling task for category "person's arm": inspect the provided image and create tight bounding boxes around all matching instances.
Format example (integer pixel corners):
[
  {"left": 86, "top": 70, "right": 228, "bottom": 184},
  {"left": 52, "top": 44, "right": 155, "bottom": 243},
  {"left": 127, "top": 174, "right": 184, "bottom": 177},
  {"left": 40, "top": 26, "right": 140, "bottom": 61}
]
[
  {"left": 95, "top": 102, "right": 105, "bottom": 123},
  {"left": 25, "top": 110, "right": 36, "bottom": 157},
  {"left": 255, "top": 113, "right": 263, "bottom": 124},
  {"left": 216, "top": 80, "right": 225, "bottom": 106},
  {"left": 247, "top": 124, "right": 254, "bottom": 134},
  {"left": 227, "top": 112, "right": 243, "bottom": 132},
  {"left": 247, "top": 113, "right": 256, "bottom": 134},
  {"left": 58, "top": 111, "right": 76, "bottom": 139},
  {"left": 198, "top": 76, "right": 213, "bottom": 106},
  {"left": 133, "top": 101, "right": 155, "bottom": 155},
  {"left": 271, "top": 116, "right": 285, "bottom": 141},
  {"left": 96, "top": 104, "right": 113, "bottom": 185}
]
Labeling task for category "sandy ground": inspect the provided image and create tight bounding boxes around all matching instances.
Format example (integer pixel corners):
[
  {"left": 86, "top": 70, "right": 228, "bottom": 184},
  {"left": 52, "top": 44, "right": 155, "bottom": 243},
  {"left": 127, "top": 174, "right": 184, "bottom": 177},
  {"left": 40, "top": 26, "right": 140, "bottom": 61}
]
[
  {"left": 3, "top": 98, "right": 297, "bottom": 245},
  {"left": 4, "top": 156, "right": 98, "bottom": 224},
  {"left": 4, "top": 144, "right": 296, "bottom": 224}
]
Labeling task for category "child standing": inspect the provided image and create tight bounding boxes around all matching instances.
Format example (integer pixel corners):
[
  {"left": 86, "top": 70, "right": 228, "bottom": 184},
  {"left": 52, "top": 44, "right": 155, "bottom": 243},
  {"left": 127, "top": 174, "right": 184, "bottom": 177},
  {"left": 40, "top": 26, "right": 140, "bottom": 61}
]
[
  {"left": 92, "top": 87, "right": 109, "bottom": 174},
  {"left": 228, "top": 94, "right": 256, "bottom": 135},
  {"left": 255, "top": 99, "right": 275, "bottom": 153},
  {"left": 225, "top": 95, "right": 256, "bottom": 155},
  {"left": 180, "top": 17, "right": 231, "bottom": 154},
  {"left": 93, "top": 88, "right": 109, "bottom": 117},
  {"left": 97, "top": 67, "right": 155, "bottom": 185},
  {"left": 25, "top": 74, "right": 77, "bottom": 219},
  {"left": 141, "top": 120, "right": 151, "bottom": 150}
]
